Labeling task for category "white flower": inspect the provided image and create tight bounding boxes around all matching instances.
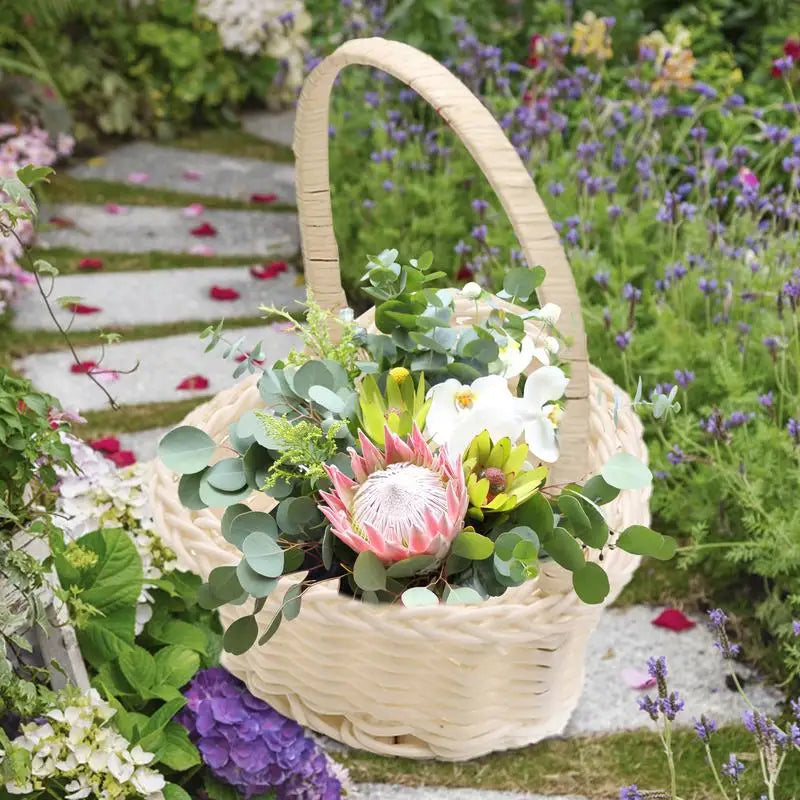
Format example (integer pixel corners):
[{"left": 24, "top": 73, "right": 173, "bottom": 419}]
[
  {"left": 70, "top": 742, "right": 91, "bottom": 764},
  {"left": 88, "top": 749, "right": 108, "bottom": 771},
  {"left": 6, "top": 781, "right": 33, "bottom": 795},
  {"left": 126, "top": 745, "right": 155, "bottom": 766},
  {"left": 529, "top": 302, "right": 562, "bottom": 325},
  {"left": 460, "top": 281, "right": 483, "bottom": 300},
  {"left": 517, "top": 366, "right": 570, "bottom": 463},
  {"left": 107, "top": 752, "right": 134, "bottom": 782},
  {"left": 529, "top": 335, "right": 561, "bottom": 367},
  {"left": 497, "top": 336, "right": 535, "bottom": 379},
  {"left": 65, "top": 778, "right": 92, "bottom": 800},
  {"left": 426, "top": 375, "right": 523, "bottom": 454},
  {"left": 130, "top": 766, "right": 166, "bottom": 795}
]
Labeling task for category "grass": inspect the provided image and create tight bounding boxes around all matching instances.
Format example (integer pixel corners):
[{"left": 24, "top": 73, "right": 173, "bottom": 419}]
[
  {"left": 40, "top": 173, "right": 295, "bottom": 213},
  {"left": 172, "top": 127, "right": 293, "bottom": 163},
  {"left": 338, "top": 726, "right": 800, "bottom": 799},
  {"left": 81, "top": 396, "right": 213, "bottom": 438},
  {"left": 28, "top": 247, "right": 297, "bottom": 275}
]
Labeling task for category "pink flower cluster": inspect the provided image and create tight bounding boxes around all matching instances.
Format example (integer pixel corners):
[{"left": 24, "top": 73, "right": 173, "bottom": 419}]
[{"left": 0, "top": 123, "right": 74, "bottom": 314}]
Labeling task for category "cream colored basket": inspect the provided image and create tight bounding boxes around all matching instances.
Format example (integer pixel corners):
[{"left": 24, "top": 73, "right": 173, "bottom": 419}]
[{"left": 149, "top": 38, "right": 651, "bottom": 761}]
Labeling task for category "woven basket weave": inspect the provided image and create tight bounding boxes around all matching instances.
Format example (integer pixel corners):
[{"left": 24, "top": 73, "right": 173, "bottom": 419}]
[{"left": 148, "top": 38, "right": 651, "bottom": 761}]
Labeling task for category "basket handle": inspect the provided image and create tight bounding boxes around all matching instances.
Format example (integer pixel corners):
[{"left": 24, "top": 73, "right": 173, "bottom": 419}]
[{"left": 294, "top": 37, "right": 590, "bottom": 480}]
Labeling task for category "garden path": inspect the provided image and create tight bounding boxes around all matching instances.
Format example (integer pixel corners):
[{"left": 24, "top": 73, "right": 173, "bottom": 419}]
[{"left": 9, "top": 114, "right": 782, "bottom": 798}]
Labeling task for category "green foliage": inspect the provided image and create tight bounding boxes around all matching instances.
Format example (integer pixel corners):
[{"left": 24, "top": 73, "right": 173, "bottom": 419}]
[{"left": 0, "top": 0, "right": 281, "bottom": 141}]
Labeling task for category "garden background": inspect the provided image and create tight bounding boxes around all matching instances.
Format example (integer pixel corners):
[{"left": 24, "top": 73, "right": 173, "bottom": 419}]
[{"left": 2, "top": 0, "right": 800, "bottom": 797}]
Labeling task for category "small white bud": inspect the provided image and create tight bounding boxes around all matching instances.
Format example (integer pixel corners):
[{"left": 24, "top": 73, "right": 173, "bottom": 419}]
[{"left": 460, "top": 282, "right": 483, "bottom": 300}]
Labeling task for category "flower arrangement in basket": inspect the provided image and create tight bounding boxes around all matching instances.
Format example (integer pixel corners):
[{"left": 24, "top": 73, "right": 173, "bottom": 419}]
[{"left": 159, "top": 249, "right": 676, "bottom": 655}]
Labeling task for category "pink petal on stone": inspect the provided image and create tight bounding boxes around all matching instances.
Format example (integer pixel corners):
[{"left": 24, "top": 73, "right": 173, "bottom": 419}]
[
  {"left": 127, "top": 172, "right": 150, "bottom": 184},
  {"left": 104, "top": 203, "right": 129, "bottom": 215},
  {"left": 182, "top": 169, "right": 203, "bottom": 180},
  {"left": 189, "top": 244, "right": 215, "bottom": 256},
  {"left": 621, "top": 668, "right": 657, "bottom": 690},
  {"left": 183, "top": 202, "right": 205, "bottom": 218}
]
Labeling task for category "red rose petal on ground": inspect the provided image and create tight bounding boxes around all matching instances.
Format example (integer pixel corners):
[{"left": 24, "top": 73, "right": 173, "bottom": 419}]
[
  {"left": 71, "top": 361, "right": 97, "bottom": 374},
  {"left": 49, "top": 215, "right": 75, "bottom": 229},
  {"left": 78, "top": 258, "right": 104, "bottom": 270},
  {"left": 177, "top": 374, "right": 210, "bottom": 391},
  {"left": 67, "top": 303, "right": 101, "bottom": 314},
  {"left": 190, "top": 222, "right": 217, "bottom": 237},
  {"left": 250, "top": 261, "right": 288, "bottom": 280},
  {"left": 250, "top": 192, "right": 278, "bottom": 203},
  {"left": 651, "top": 608, "right": 696, "bottom": 632},
  {"left": 235, "top": 352, "right": 265, "bottom": 365},
  {"left": 182, "top": 169, "right": 203, "bottom": 180},
  {"left": 88, "top": 436, "right": 120, "bottom": 454},
  {"left": 210, "top": 285, "right": 240, "bottom": 301},
  {"left": 108, "top": 450, "right": 136, "bottom": 467}
]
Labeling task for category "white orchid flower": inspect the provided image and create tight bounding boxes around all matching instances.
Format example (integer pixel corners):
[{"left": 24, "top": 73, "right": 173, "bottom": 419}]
[
  {"left": 517, "top": 366, "right": 570, "bottom": 463},
  {"left": 426, "top": 375, "right": 523, "bottom": 454},
  {"left": 498, "top": 336, "right": 535, "bottom": 378}
]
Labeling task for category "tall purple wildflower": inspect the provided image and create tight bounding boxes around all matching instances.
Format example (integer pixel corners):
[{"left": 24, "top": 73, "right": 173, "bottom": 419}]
[{"left": 178, "top": 668, "right": 343, "bottom": 799}]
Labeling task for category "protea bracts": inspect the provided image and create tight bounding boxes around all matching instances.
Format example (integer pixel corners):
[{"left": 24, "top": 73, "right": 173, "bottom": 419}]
[{"left": 317, "top": 425, "right": 468, "bottom": 563}]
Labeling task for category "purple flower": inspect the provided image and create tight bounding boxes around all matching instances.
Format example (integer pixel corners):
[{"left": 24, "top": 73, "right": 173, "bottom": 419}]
[
  {"left": 698, "top": 277, "right": 718, "bottom": 295},
  {"left": 788, "top": 418, "right": 799, "bottom": 444},
  {"left": 548, "top": 181, "right": 564, "bottom": 196},
  {"left": 382, "top": 180, "right": 394, "bottom": 191},
  {"left": 674, "top": 369, "right": 695, "bottom": 387},
  {"left": 708, "top": 608, "right": 741, "bottom": 659},
  {"left": 593, "top": 271, "right": 610, "bottom": 289},
  {"left": 694, "top": 715, "right": 717, "bottom": 742},
  {"left": 615, "top": 330, "right": 632, "bottom": 350},
  {"left": 659, "top": 692, "right": 685, "bottom": 720},
  {"left": 471, "top": 198, "right": 489, "bottom": 215},
  {"left": 619, "top": 786, "right": 643, "bottom": 800},
  {"left": 471, "top": 224, "right": 488, "bottom": 242},
  {"left": 637, "top": 695, "right": 660, "bottom": 721},
  {"left": 608, "top": 204, "right": 622, "bottom": 219},
  {"left": 793, "top": 620, "right": 800, "bottom": 636},
  {"left": 454, "top": 240, "right": 471, "bottom": 255},
  {"left": 758, "top": 391, "right": 773, "bottom": 408},
  {"left": 721, "top": 754, "right": 745, "bottom": 783},
  {"left": 724, "top": 411, "right": 754, "bottom": 430},
  {"left": 179, "top": 668, "right": 344, "bottom": 799},
  {"left": 623, "top": 283, "right": 642, "bottom": 302},
  {"left": 692, "top": 82, "right": 718, "bottom": 99},
  {"left": 667, "top": 445, "right": 684, "bottom": 465}
]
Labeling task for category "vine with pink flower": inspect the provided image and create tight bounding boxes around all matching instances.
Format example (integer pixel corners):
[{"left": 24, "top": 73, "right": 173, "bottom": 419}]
[{"left": 159, "top": 248, "right": 679, "bottom": 654}]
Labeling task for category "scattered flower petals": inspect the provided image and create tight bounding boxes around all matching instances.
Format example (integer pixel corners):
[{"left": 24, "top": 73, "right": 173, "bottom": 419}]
[
  {"left": 70, "top": 361, "right": 97, "bottom": 374},
  {"left": 67, "top": 302, "right": 101, "bottom": 314},
  {"left": 621, "top": 668, "right": 657, "bottom": 690},
  {"left": 127, "top": 171, "right": 150, "bottom": 184},
  {"left": 49, "top": 215, "right": 75, "bottom": 229},
  {"left": 189, "top": 244, "right": 215, "bottom": 256},
  {"left": 210, "top": 285, "right": 240, "bottom": 301},
  {"left": 78, "top": 258, "right": 104, "bottom": 270},
  {"left": 190, "top": 222, "right": 217, "bottom": 237},
  {"left": 235, "top": 352, "right": 265, "bottom": 365},
  {"left": 93, "top": 369, "right": 120, "bottom": 384},
  {"left": 89, "top": 436, "right": 120, "bottom": 454},
  {"left": 177, "top": 374, "right": 210, "bottom": 391},
  {"left": 104, "top": 203, "right": 129, "bottom": 215},
  {"left": 652, "top": 608, "right": 696, "bottom": 632},
  {"left": 250, "top": 261, "right": 288, "bottom": 280},
  {"left": 182, "top": 169, "right": 203, "bottom": 180},
  {"left": 108, "top": 450, "right": 136, "bottom": 468},
  {"left": 183, "top": 202, "right": 206, "bottom": 218},
  {"left": 250, "top": 192, "right": 278, "bottom": 203}
]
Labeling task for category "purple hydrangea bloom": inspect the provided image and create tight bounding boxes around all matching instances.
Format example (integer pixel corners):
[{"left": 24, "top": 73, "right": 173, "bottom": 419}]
[{"left": 178, "top": 668, "right": 343, "bottom": 799}]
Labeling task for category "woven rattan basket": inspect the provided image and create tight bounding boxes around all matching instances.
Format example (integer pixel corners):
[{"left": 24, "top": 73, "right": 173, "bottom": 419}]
[{"left": 149, "top": 38, "right": 651, "bottom": 761}]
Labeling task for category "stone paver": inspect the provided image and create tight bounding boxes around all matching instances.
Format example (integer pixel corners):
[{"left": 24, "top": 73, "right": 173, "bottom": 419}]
[
  {"left": 14, "top": 325, "right": 299, "bottom": 413},
  {"left": 69, "top": 143, "right": 295, "bottom": 204},
  {"left": 564, "top": 605, "right": 781, "bottom": 736},
  {"left": 38, "top": 204, "right": 299, "bottom": 257},
  {"left": 117, "top": 427, "right": 171, "bottom": 462},
  {"left": 14, "top": 266, "right": 303, "bottom": 331},
  {"left": 242, "top": 110, "right": 295, "bottom": 147},
  {"left": 356, "top": 787, "right": 583, "bottom": 800}
]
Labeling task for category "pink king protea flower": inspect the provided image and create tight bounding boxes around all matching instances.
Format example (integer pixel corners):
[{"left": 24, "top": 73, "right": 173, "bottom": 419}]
[{"left": 318, "top": 425, "right": 468, "bottom": 564}]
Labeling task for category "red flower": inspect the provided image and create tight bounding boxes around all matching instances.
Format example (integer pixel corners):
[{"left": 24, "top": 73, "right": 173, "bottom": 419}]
[
  {"left": 651, "top": 608, "right": 696, "bottom": 632},
  {"left": 66, "top": 303, "right": 101, "bottom": 314},
  {"left": 89, "top": 436, "right": 120, "bottom": 454},
  {"left": 71, "top": 361, "right": 97, "bottom": 374},
  {"left": 784, "top": 38, "right": 800, "bottom": 60},
  {"left": 177, "top": 375, "right": 210, "bottom": 391},
  {"left": 190, "top": 222, "right": 217, "bottom": 237},
  {"left": 250, "top": 261, "right": 288, "bottom": 280},
  {"left": 250, "top": 192, "right": 278, "bottom": 204},
  {"left": 210, "top": 286, "right": 240, "bottom": 301},
  {"left": 49, "top": 216, "right": 75, "bottom": 229},
  {"left": 108, "top": 450, "right": 136, "bottom": 467},
  {"left": 456, "top": 264, "right": 474, "bottom": 280},
  {"left": 235, "top": 352, "right": 265, "bottom": 366},
  {"left": 17, "top": 399, "right": 27, "bottom": 413},
  {"left": 78, "top": 258, "right": 104, "bottom": 270},
  {"left": 526, "top": 34, "right": 544, "bottom": 68}
]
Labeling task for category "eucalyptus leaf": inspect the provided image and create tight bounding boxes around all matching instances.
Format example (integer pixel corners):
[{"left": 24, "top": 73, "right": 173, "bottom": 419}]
[
  {"left": 580, "top": 475, "right": 620, "bottom": 505},
  {"left": 386, "top": 555, "right": 438, "bottom": 578},
  {"left": 401, "top": 587, "right": 439, "bottom": 607},
  {"left": 177, "top": 470, "right": 208, "bottom": 511},
  {"left": 572, "top": 562, "right": 610, "bottom": 604},
  {"left": 353, "top": 551, "right": 386, "bottom": 591},
  {"left": 616, "top": 525, "right": 677, "bottom": 561},
  {"left": 221, "top": 504, "right": 250, "bottom": 546},
  {"left": 207, "top": 566, "right": 244, "bottom": 605},
  {"left": 242, "top": 532, "right": 284, "bottom": 578},
  {"left": 444, "top": 586, "right": 483, "bottom": 605},
  {"left": 206, "top": 458, "right": 247, "bottom": 492},
  {"left": 236, "top": 560, "right": 279, "bottom": 598},
  {"left": 258, "top": 612, "right": 282, "bottom": 645},
  {"left": 282, "top": 584, "right": 303, "bottom": 620},
  {"left": 222, "top": 615, "right": 258, "bottom": 655},
  {"left": 159, "top": 427, "right": 216, "bottom": 475},
  {"left": 198, "top": 476, "right": 252, "bottom": 508},
  {"left": 228, "top": 511, "right": 278, "bottom": 550},
  {"left": 451, "top": 531, "right": 494, "bottom": 560},
  {"left": 601, "top": 453, "right": 653, "bottom": 490},
  {"left": 540, "top": 527, "right": 585, "bottom": 572}
]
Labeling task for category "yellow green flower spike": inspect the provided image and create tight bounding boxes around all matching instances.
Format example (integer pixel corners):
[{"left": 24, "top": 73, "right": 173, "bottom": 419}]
[{"left": 357, "top": 372, "right": 431, "bottom": 446}]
